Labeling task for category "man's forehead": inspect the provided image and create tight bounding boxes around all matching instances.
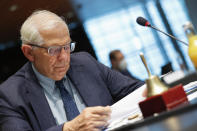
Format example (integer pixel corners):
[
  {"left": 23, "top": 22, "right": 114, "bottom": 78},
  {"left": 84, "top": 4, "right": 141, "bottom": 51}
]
[
  {"left": 38, "top": 24, "right": 70, "bottom": 46},
  {"left": 41, "top": 37, "right": 71, "bottom": 46}
]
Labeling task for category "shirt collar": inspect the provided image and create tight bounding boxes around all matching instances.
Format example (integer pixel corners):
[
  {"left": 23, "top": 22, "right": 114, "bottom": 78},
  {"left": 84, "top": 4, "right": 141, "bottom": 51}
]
[{"left": 31, "top": 64, "right": 67, "bottom": 93}]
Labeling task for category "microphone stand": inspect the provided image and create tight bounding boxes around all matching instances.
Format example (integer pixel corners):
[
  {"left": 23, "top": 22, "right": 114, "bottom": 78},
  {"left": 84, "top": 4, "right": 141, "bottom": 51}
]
[{"left": 150, "top": 25, "right": 188, "bottom": 46}]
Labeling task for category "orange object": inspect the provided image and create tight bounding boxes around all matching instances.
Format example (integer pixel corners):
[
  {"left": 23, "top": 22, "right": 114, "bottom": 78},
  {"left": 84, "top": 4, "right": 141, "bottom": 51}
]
[
  {"left": 183, "top": 22, "right": 197, "bottom": 69},
  {"left": 188, "top": 35, "right": 197, "bottom": 69}
]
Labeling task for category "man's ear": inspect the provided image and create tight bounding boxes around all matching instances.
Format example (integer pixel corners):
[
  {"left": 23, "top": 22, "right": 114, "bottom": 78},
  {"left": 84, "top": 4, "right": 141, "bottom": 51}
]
[{"left": 21, "top": 44, "right": 34, "bottom": 62}]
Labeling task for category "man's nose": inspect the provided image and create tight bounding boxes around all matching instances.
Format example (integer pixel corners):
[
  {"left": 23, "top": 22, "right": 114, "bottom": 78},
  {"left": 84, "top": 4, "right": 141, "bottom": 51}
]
[{"left": 58, "top": 48, "right": 68, "bottom": 59}]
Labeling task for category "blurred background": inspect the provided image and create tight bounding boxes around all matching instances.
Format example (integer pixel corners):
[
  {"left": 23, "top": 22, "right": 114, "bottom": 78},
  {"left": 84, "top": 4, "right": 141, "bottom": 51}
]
[{"left": 0, "top": 0, "right": 197, "bottom": 82}]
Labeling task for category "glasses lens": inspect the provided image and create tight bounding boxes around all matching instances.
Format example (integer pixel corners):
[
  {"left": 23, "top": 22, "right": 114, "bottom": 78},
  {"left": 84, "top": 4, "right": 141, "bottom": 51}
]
[
  {"left": 49, "top": 46, "right": 62, "bottom": 56},
  {"left": 63, "top": 44, "right": 70, "bottom": 52},
  {"left": 70, "top": 42, "right": 75, "bottom": 52}
]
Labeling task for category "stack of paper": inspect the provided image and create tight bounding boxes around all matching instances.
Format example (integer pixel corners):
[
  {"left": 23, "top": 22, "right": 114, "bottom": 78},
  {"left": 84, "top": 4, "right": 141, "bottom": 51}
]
[
  {"left": 107, "top": 84, "right": 146, "bottom": 130},
  {"left": 184, "top": 81, "right": 197, "bottom": 101}
]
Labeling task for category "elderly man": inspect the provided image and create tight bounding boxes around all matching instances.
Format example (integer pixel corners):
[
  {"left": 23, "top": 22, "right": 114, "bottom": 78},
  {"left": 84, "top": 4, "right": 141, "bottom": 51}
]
[{"left": 0, "top": 10, "right": 144, "bottom": 131}]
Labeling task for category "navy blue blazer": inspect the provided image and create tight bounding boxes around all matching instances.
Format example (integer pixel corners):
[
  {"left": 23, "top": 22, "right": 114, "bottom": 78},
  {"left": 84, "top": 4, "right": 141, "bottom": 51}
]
[{"left": 0, "top": 52, "right": 144, "bottom": 131}]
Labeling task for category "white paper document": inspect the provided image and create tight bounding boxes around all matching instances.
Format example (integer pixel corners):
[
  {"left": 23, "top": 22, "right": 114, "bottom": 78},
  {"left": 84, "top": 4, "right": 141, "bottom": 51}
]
[{"left": 107, "top": 84, "right": 146, "bottom": 130}]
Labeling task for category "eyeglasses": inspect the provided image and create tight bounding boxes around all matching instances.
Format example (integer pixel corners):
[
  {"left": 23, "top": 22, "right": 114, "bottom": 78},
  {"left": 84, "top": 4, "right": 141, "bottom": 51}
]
[{"left": 26, "top": 42, "right": 76, "bottom": 56}]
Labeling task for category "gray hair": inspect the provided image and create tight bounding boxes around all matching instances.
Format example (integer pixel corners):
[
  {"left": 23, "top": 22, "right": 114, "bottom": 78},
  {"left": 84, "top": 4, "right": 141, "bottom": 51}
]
[{"left": 20, "top": 10, "right": 69, "bottom": 45}]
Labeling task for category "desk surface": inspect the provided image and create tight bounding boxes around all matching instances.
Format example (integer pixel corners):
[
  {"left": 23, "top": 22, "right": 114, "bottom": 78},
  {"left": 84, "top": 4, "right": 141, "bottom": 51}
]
[{"left": 115, "top": 88, "right": 197, "bottom": 131}]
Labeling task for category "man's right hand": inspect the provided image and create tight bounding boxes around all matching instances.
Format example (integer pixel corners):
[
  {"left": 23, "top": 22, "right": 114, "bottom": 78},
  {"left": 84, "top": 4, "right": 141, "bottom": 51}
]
[{"left": 63, "top": 106, "right": 111, "bottom": 131}]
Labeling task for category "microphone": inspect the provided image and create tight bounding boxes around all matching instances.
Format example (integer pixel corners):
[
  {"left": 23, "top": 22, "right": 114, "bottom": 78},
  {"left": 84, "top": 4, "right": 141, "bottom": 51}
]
[{"left": 136, "top": 17, "right": 188, "bottom": 46}]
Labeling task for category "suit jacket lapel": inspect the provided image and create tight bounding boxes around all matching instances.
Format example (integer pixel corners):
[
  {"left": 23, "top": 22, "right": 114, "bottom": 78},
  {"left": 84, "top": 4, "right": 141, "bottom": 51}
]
[
  {"left": 23, "top": 58, "right": 104, "bottom": 130},
  {"left": 67, "top": 63, "right": 103, "bottom": 107},
  {"left": 24, "top": 63, "right": 56, "bottom": 130}
]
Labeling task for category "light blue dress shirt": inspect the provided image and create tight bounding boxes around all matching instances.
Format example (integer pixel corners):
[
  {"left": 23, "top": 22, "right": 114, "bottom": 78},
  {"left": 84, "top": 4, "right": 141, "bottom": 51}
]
[{"left": 32, "top": 64, "right": 86, "bottom": 125}]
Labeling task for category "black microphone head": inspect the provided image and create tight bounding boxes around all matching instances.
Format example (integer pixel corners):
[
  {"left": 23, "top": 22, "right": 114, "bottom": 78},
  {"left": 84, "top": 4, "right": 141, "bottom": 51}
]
[{"left": 136, "top": 17, "right": 151, "bottom": 27}]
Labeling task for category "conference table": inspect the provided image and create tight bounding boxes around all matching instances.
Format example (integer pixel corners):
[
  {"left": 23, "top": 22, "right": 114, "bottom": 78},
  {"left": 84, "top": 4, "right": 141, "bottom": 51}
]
[{"left": 114, "top": 72, "right": 197, "bottom": 131}]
